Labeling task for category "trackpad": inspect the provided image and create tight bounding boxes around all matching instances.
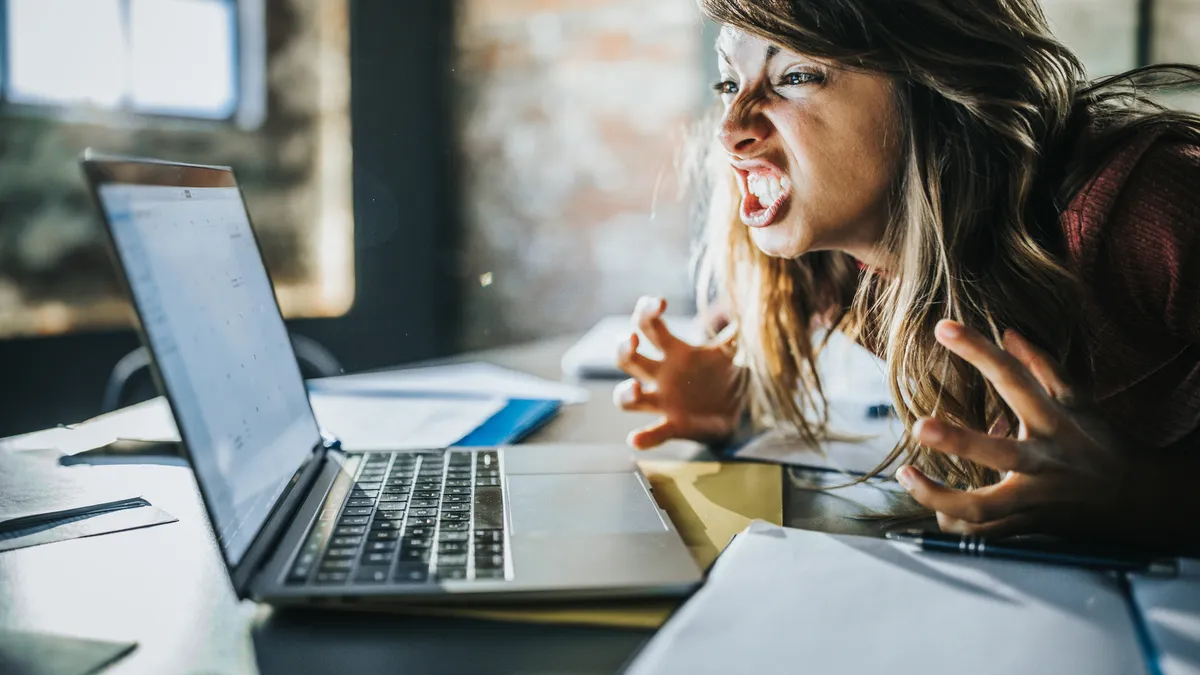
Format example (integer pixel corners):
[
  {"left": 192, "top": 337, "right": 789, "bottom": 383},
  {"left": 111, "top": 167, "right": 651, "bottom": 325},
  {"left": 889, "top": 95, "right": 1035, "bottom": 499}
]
[{"left": 508, "top": 473, "right": 667, "bottom": 536}]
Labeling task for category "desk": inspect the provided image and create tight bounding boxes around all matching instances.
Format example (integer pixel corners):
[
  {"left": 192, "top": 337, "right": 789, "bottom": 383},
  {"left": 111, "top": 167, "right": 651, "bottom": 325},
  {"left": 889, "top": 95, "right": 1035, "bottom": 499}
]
[{"left": 0, "top": 336, "right": 911, "bottom": 675}]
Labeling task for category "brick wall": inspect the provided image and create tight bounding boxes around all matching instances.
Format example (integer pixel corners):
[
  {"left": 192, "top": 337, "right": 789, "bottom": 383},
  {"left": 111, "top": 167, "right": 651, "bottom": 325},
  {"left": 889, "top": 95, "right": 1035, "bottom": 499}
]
[{"left": 454, "top": 0, "right": 709, "bottom": 350}]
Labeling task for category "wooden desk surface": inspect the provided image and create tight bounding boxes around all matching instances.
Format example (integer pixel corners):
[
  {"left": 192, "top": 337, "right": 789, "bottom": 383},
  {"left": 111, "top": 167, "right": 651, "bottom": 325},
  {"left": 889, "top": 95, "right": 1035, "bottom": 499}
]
[{"left": 0, "top": 335, "right": 910, "bottom": 675}]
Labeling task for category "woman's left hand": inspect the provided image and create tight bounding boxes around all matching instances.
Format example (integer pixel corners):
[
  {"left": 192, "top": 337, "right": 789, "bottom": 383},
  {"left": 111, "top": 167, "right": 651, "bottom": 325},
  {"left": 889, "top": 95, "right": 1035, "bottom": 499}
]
[{"left": 895, "top": 319, "right": 1137, "bottom": 538}]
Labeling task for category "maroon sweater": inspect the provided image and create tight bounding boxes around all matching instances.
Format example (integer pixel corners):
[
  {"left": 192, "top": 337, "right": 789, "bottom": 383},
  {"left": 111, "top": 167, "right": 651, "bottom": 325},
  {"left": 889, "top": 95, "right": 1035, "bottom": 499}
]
[{"left": 1061, "top": 130, "right": 1200, "bottom": 451}]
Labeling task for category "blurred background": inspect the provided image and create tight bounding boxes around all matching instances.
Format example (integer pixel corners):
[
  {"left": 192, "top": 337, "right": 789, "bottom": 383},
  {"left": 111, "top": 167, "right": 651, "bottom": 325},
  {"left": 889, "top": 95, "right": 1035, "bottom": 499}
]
[{"left": 0, "top": 0, "right": 1196, "bottom": 437}]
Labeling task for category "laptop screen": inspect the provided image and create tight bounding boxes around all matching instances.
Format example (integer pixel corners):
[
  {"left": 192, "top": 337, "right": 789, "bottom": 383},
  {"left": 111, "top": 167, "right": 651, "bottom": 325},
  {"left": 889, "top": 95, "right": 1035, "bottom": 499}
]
[{"left": 96, "top": 178, "right": 322, "bottom": 566}]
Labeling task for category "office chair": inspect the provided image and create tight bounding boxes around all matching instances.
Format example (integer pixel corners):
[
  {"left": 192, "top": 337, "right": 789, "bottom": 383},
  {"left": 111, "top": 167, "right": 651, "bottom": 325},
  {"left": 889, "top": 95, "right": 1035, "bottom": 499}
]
[{"left": 100, "top": 333, "right": 343, "bottom": 413}]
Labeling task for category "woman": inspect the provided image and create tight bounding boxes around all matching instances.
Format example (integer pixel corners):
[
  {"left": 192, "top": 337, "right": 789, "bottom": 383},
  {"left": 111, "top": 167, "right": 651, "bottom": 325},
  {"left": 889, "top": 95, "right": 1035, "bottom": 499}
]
[{"left": 614, "top": 0, "right": 1200, "bottom": 546}]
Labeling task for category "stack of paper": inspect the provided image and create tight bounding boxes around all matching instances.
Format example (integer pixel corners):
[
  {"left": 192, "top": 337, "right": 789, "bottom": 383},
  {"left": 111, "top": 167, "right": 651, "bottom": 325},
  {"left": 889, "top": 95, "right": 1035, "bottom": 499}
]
[{"left": 627, "top": 522, "right": 1149, "bottom": 675}]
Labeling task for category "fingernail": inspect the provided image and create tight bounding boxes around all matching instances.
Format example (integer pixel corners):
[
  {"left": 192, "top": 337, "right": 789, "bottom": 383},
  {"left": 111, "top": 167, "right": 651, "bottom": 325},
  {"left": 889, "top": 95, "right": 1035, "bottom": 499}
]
[
  {"left": 915, "top": 419, "right": 943, "bottom": 443},
  {"left": 936, "top": 321, "right": 962, "bottom": 340},
  {"left": 895, "top": 466, "right": 915, "bottom": 491}
]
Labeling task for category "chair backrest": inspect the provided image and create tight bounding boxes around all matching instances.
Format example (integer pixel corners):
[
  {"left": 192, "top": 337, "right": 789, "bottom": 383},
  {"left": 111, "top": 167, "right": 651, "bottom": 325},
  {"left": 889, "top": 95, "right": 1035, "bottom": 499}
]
[{"left": 100, "top": 333, "right": 344, "bottom": 413}]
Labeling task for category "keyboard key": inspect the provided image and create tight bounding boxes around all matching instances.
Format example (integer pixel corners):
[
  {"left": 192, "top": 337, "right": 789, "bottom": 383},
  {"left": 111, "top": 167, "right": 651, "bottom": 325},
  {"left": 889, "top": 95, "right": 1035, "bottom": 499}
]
[
  {"left": 443, "top": 503, "right": 470, "bottom": 513},
  {"left": 346, "top": 499, "right": 375, "bottom": 508},
  {"left": 445, "top": 479, "right": 471, "bottom": 488},
  {"left": 438, "top": 531, "right": 469, "bottom": 543},
  {"left": 441, "top": 494, "right": 470, "bottom": 504},
  {"left": 438, "top": 542, "right": 467, "bottom": 554},
  {"left": 331, "top": 536, "right": 362, "bottom": 547},
  {"left": 475, "top": 553, "right": 505, "bottom": 569},
  {"left": 437, "top": 553, "right": 468, "bottom": 566},
  {"left": 377, "top": 494, "right": 407, "bottom": 503},
  {"left": 287, "top": 563, "right": 312, "bottom": 583},
  {"left": 342, "top": 507, "right": 374, "bottom": 517},
  {"left": 361, "top": 552, "right": 393, "bottom": 566},
  {"left": 407, "top": 516, "right": 437, "bottom": 528},
  {"left": 349, "top": 489, "right": 379, "bottom": 499},
  {"left": 444, "top": 487, "right": 471, "bottom": 496},
  {"left": 338, "top": 516, "right": 370, "bottom": 527},
  {"left": 371, "top": 520, "right": 403, "bottom": 531},
  {"left": 316, "top": 571, "right": 349, "bottom": 584},
  {"left": 474, "top": 530, "right": 504, "bottom": 544},
  {"left": 409, "top": 499, "right": 438, "bottom": 509},
  {"left": 412, "top": 491, "right": 440, "bottom": 500},
  {"left": 320, "top": 559, "right": 354, "bottom": 571},
  {"left": 474, "top": 569, "right": 506, "bottom": 580},
  {"left": 354, "top": 482, "right": 382, "bottom": 490},
  {"left": 440, "top": 512, "right": 468, "bottom": 522},
  {"left": 324, "top": 547, "right": 358, "bottom": 559},
  {"left": 399, "top": 548, "right": 431, "bottom": 563},
  {"left": 354, "top": 567, "right": 390, "bottom": 584},
  {"left": 367, "top": 540, "right": 399, "bottom": 553},
  {"left": 402, "top": 537, "right": 432, "bottom": 549},
  {"left": 475, "top": 543, "right": 504, "bottom": 555},
  {"left": 377, "top": 502, "right": 407, "bottom": 512},
  {"left": 369, "top": 530, "right": 400, "bottom": 541},
  {"left": 335, "top": 526, "right": 367, "bottom": 536},
  {"left": 474, "top": 487, "right": 503, "bottom": 530},
  {"left": 476, "top": 478, "right": 501, "bottom": 487},
  {"left": 406, "top": 526, "right": 433, "bottom": 538},
  {"left": 374, "top": 511, "right": 405, "bottom": 522},
  {"left": 439, "top": 521, "right": 469, "bottom": 532},
  {"left": 436, "top": 567, "right": 468, "bottom": 581},
  {"left": 409, "top": 508, "right": 438, "bottom": 518},
  {"left": 393, "top": 563, "right": 429, "bottom": 583}
]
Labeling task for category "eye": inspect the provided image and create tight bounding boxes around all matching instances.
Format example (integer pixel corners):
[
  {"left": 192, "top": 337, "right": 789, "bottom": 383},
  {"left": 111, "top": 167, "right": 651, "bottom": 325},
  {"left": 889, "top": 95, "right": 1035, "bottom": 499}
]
[
  {"left": 779, "top": 71, "right": 822, "bottom": 86},
  {"left": 712, "top": 80, "right": 739, "bottom": 96}
]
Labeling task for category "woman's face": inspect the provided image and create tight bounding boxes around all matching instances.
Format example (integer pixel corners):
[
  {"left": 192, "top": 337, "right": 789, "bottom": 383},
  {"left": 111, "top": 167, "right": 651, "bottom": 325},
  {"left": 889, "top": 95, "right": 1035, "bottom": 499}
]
[{"left": 715, "top": 28, "right": 901, "bottom": 263}]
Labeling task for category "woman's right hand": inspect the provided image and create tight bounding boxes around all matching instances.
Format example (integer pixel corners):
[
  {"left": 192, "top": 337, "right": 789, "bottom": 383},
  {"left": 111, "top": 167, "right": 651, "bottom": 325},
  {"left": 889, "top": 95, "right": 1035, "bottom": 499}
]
[{"left": 613, "top": 296, "right": 746, "bottom": 449}]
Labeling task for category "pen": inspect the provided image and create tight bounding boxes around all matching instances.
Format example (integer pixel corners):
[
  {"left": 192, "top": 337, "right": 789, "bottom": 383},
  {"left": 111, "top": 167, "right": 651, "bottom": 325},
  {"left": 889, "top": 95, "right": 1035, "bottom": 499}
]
[{"left": 885, "top": 529, "right": 1179, "bottom": 577}]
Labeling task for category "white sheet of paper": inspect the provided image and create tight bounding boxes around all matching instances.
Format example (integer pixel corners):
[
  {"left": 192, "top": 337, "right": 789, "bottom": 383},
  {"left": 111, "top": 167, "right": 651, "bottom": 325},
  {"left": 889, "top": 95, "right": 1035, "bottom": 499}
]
[
  {"left": 736, "top": 330, "right": 902, "bottom": 473},
  {"left": 627, "top": 522, "right": 1148, "bottom": 675},
  {"left": 309, "top": 361, "right": 589, "bottom": 404},
  {"left": 306, "top": 393, "right": 505, "bottom": 450},
  {"left": 1130, "top": 558, "right": 1200, "bottom": 675},
  {"left": 560, "top": 315, "right": 707, "bottom": 378},
  {"left": 3, "top": 393, "right": 505, "bottom": 455}
]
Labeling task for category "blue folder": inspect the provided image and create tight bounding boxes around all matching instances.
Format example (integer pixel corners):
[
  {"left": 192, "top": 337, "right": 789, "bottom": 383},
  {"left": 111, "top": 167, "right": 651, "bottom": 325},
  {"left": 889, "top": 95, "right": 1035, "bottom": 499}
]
[{"left": 452, "top": 398, "right": 561, "bottom": 447}]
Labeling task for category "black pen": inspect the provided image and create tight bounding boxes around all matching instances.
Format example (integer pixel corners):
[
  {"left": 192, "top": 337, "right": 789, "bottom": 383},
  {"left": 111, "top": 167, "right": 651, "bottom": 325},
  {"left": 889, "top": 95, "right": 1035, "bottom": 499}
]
[{"left": 885, "top": 529, "right": 1179, "bottom": 577}]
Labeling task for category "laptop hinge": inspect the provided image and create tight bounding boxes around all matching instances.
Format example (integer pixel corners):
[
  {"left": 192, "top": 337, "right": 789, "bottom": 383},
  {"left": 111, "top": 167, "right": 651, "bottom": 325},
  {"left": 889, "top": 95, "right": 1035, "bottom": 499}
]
[{"left": 228, "top": 440, "right": 334, "bottom": 599}]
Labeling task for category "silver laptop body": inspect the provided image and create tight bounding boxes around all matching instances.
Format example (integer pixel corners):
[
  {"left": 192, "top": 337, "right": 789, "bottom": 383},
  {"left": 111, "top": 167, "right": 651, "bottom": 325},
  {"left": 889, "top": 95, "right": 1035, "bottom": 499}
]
[{"left": 81, "top": 152, "right": 701, "bottom": 604}]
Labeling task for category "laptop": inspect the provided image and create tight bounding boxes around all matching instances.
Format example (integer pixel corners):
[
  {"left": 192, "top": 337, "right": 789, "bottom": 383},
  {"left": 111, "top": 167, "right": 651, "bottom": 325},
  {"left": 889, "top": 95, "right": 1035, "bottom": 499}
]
[{"left": 80, "top": 152, "right": 701, "bottom": 605}]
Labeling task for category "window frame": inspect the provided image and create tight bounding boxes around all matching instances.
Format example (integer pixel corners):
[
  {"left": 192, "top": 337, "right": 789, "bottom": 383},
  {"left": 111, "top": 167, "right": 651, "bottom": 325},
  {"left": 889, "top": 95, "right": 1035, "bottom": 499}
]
[{"left": 0, "top": 0, "right": 266, "bottom": 130}]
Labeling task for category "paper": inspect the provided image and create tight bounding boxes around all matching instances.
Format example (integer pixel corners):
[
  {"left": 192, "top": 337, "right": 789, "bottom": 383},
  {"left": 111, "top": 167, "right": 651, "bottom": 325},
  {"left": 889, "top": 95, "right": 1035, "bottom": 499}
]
[
  {"left": 376, "top": 460, "right": 783, "bottom": 629},
  {"left": 627, "top": 523, "right": 1148, "bottom": 675},
  {"left": 0, "top": 501, "right": 177, "bottom": 553},
  {"left": 0, "top": 451, "right": 177, "bottom": 552},
  {"left": 735, "top": 398, "right": 904, "bottom": 475},
  {"left": 0, "top": 629, "right": 136, "bottom": 675},
  {"left": 309, "top": 362, "right": 589, "bottom": 404},
  {"left": 8, "top": 393, "right": 507, "bottom": 456},
  {"left": 560, "top": 315, "right": 708, "bottom": 378},
  {"left": 1130, "top": 558, "right": 1200, "bottom": 675},
  {"left": 307, "top": 392, "right": 505, "bottom": 450}
]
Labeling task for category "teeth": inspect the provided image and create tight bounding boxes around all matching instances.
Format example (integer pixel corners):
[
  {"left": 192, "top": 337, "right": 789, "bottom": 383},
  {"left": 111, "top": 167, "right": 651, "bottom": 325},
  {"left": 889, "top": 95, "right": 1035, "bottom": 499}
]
[{"left": 747, "top": 173, "right": 785, "bottom": 205}]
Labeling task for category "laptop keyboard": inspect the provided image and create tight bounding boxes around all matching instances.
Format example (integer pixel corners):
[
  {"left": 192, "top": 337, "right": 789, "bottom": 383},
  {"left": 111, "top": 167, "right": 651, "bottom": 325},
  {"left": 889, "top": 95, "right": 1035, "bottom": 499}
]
[{"left": 285, "top": 449, "right": 508, "bottom": 586}]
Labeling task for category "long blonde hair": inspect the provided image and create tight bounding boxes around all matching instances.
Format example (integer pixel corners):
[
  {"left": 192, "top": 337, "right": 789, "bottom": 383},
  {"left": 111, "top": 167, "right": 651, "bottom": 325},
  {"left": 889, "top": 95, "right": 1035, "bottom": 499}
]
[{"left": 694, "top": 0, "right": 1200, "bottom": 489}]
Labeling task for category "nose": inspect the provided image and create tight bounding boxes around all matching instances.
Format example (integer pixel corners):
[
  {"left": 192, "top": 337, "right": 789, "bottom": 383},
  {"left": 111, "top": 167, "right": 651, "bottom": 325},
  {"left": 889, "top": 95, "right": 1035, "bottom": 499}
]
[{"left": 717, "top": 105, "right": 769, "bottom": 157}]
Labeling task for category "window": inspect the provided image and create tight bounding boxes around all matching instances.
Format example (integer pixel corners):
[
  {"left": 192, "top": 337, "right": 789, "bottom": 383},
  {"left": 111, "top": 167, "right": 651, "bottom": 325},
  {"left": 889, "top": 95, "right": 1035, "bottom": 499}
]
[{"left": 0, "top": 0, "right": 264, "bottom": 126}]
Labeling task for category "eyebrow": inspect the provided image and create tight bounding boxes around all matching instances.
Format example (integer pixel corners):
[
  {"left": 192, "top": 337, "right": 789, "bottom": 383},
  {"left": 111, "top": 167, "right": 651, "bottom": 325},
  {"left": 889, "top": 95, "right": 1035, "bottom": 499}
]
[{"left": 716, "top": 44, "right": 781, "bottom": 68}]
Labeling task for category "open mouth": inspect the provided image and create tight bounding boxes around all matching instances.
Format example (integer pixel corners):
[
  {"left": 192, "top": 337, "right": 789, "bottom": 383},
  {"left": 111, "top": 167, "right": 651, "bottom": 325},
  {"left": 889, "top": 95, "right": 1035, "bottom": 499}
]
[{"left": 735, "top": 166, "right": 792, "bottom": 228}]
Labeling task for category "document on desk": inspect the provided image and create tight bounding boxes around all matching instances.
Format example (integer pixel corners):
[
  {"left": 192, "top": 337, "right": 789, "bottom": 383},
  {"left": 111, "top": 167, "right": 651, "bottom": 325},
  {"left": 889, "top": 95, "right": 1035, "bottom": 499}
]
[
  {"left": 24, "top": 393, "right": 506, "bottom": 456},
  {"left": 1130, "top": 558, "right": 1200, "bottom": 675},
  {"left": 308, "top": 361, "right": 590, "bottom": 404},
  {"left": 0, "top": 450, "right": 176, "bottom": 552},
  {"left": 626, "top": 522, "right": 1148, "bottom": 675},
  {"left": 733, "top": 398, "right": 904, "bottom": 475}
]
